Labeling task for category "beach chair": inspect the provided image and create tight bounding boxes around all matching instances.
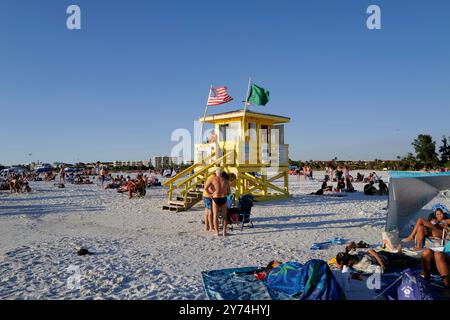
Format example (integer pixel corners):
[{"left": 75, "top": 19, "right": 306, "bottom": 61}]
[
  {"left": 228, "top": 194, "right": 255, "bottom": 230},
  {"left": 424, "top": 226, "right": 450, "bottom": 248}
]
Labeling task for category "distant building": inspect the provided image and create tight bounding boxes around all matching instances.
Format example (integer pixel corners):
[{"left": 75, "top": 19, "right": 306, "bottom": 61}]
[
  {"left": 52, "top": 162, "right": 72, "bottom": 168},
  {"left": 153, "top": 156, "right": 178, "bottom": 169},
  {"left": 113, "top": 160, "right": 148, "bottom": 167}
]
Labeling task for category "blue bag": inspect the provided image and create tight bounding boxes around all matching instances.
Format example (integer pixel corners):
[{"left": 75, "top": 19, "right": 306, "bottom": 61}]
[{"left": 397, "top": 269, "right": 434, "bottom": 300}]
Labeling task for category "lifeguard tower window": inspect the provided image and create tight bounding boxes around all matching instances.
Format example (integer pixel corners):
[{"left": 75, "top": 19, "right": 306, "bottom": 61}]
[
  {"left": 219, "top": 124, "right": 228, "bottom": 142},
  {"left": 261, "top": 125, "right": 269, "bottom": 144},
  {"left": 273, "top": 125, "right": 285, "bottom": 145}
]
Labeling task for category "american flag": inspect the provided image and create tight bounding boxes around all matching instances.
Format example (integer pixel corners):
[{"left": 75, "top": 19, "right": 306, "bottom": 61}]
[{"left": 207, "top": 86, "right": 233, "bottom": 106}]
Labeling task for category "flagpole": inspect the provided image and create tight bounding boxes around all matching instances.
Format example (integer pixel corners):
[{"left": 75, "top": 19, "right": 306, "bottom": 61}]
[
  {"left": 243, "top": 77, "right": 252, "bottom": 112},
  {"left": 200, "top": 85, "right": 213, "bottom": 144},
  {"left": 242, "top": 77, "right": 251, "bottom": 142}
]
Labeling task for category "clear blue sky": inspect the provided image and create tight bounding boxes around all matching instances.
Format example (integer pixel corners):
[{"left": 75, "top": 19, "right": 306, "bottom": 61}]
[{"left": 1, "top": 0, "right": 449, "bottom": 165}]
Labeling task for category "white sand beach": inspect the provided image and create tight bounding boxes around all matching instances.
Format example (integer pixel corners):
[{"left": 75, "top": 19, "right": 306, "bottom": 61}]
[{"left": 0, "top": 171, "right": 444, "bottom": 300}]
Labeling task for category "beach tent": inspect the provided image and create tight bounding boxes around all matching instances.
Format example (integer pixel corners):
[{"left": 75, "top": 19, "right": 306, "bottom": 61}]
[
  {"left": 385, "top": 171, "right": 450, "bottom": 237},
  {"left": 35, "top": 167, "right": 53, "bottom": 173},
  {"left": 2, "top": 167, "right": 25, "bottom": 174}
]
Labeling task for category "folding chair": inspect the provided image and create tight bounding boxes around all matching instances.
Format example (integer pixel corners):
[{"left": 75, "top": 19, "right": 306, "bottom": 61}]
[{"left": 228, "top": 194, "right": 255, "bottom": 230}]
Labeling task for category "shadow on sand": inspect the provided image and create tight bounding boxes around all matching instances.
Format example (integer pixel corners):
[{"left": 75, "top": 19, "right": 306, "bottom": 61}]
[{"left": 0, "top": 203, "right": 104, "bottom": 217}]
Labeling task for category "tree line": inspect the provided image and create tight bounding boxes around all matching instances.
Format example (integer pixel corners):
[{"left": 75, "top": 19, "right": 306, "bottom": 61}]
[{"left": 290, "top": 134, "right": 450, "bottom": 171}]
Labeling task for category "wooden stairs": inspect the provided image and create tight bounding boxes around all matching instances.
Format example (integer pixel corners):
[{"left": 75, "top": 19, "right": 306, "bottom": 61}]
[
  {"left": 162, "top": 189, "right": 203, "bottom": 212},
  {"left": 162, "top": 152, "right": 228, "bottom": 212}
]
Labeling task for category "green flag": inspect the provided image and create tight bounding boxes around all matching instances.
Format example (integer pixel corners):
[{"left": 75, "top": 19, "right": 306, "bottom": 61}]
[{"left": 246, "top": 84, "right": 270, "bottom": 106}]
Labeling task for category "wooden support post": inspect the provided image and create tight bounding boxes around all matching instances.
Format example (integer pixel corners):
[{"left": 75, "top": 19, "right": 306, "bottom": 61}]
[{"left": 284, "top": 170, "right": 289, "bottom": 195}]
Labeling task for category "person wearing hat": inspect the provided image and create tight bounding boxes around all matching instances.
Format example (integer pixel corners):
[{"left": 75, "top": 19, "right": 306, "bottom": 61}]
[{"left": 402, "top": 204, "right": 450, "bottom": 250}]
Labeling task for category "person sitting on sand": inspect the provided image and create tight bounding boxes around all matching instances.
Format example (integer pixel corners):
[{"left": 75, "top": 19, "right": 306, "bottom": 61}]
[
  {"left": 377, "top": 180, "right": 389, "bottom": 195},
  {"left": 335, "top": 243, "right": 420, "bottom": 273},
  {"left": 355, "top": 173, "right": 364, "bottom": 182},
  {"left": 135, "top": 174, "right": 147, "bottom": 197},
  {"left": 345, "top": 178, "right": 355, "bottom": 193},
  {"left": 336, "top": 178, "right": 346, "bottom": 192},
  {"left": 336, "top": 167, "right": 344, "bottom": 181},
  {"left": 402, "top": 205, "right": 450, "bottom": 250},
  {"left": 204, "top": 167, "right": 231, "bottom": 238},
  {"left": 22, "top": 181, "right": 31, "bottom": 193},
  {"left": 363, "top": 181, "right": 378, "bottom": 195},
  {"left": 421, "top": 246, "right": 450, "bottom": 289},
  {"left": 372, "top": 172, "right": 380, "bottom": 183}
]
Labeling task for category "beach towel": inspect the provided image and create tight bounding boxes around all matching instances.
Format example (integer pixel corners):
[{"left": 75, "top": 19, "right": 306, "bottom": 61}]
[
  {"left": 202, "top": 260, "right": 345, "bottom": 300},
  {"left": 202, "top": 266, "right": 273, "bottom": 300},
  {"left": 265, "top": 260, "right": 345, "bottom": 300}
]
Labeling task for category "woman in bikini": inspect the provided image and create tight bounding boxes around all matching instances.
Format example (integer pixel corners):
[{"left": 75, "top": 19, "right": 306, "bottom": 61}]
[{"left": 402, "top": 206, "right": 450, "bottom": 250}]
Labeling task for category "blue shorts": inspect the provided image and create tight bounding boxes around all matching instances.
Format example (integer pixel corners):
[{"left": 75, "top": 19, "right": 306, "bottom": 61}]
[{"left": 203, "top": 196, "right": 212, "bottom": 210}]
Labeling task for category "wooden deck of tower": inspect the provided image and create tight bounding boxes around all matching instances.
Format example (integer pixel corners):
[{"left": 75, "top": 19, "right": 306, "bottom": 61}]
[{"left": 162, "top": 109, "right": 291, "bottom": 211}]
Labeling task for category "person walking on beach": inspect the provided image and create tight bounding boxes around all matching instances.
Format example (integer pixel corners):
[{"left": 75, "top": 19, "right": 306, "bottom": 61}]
[
  {"left": 59, "top": 165, "right": 65, "bottom": 184},
  {"left": 205, "top": 167, "right": 231, "bottom": 238},
  {"left": 99, "top": 165, "right": 107, "bottom": 187}
]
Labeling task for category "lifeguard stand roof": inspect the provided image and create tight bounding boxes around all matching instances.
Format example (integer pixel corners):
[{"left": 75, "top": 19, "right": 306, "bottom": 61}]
[{"left": 199, "top": 109, "right": 290, "bottom": 124}]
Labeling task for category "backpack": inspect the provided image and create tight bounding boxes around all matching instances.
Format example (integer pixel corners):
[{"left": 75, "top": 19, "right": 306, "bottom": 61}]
[{"left": 397, "top": 269, "right": 434, "bottom": 300}]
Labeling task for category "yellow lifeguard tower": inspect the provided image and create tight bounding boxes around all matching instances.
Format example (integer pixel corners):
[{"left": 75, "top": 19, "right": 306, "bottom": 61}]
[{"left": 162, "top": 109, "right": 290, "bottom": 211}]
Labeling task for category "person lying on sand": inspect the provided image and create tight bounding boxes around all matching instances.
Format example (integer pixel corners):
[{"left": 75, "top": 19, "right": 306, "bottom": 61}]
[
  {"left": 402, "top": 205, "right": 450, "bottom": 250},
  {"left": 334, "top": 243, "right": 420, "bottom": 273},
  {"left": 421, "top": 247, "right": 450, "bottom": 289},
  {"left": 310, "top": 180, "right": 328, "bottom": 195}
]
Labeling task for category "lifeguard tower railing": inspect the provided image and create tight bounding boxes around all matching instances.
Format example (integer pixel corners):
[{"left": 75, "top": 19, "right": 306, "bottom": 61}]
[
  {"left": 194, "top": 141, "right": 289, "bottom": 167},
  {"left": 162, "top": 141, "right": 289, "bottom": 211}
]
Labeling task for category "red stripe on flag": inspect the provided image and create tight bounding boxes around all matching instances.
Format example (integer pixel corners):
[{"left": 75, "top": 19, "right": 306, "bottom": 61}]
[{"left": 207, "top": 86, "right": 234, "bottom": 106}]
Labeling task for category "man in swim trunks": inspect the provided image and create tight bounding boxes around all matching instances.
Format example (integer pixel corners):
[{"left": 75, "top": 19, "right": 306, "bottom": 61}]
[
  {"left": 205, "top": 167, "right": 231, "bottom": 238},
  {"left": 99, "top": 165, "right": 109, "bottom": 187}
]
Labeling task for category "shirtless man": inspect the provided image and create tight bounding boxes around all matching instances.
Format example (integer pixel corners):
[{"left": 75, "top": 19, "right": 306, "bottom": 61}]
[
  {"left": 205, "top": 168, "right": 231, "bottom": 238},
  {"left": 99, "top": 166, "right": 107, "bottom": 187},
  {"left": 59, "top": 165, "right": 65, "bottom": 184}
]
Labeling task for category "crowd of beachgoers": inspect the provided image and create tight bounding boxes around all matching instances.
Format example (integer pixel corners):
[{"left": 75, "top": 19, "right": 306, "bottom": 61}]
[{"left": 1, "top": 166, "right": 450, "bottom": 299}]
